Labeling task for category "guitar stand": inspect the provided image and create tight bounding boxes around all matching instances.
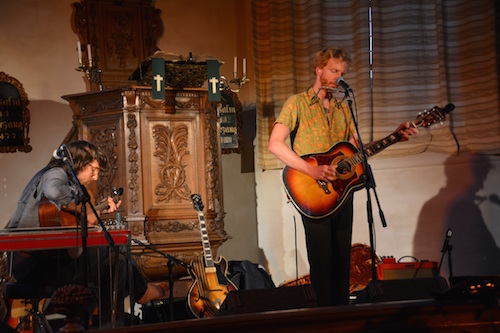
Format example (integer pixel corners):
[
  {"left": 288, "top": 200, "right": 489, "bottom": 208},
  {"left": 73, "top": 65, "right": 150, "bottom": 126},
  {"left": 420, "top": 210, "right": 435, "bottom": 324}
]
[{"left": 341, "top": 88, "right": 387, "bottom": 282}]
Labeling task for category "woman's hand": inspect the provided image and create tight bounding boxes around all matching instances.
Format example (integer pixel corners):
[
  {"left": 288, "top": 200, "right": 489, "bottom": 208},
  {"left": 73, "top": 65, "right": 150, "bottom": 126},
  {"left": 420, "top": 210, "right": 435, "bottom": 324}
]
[{"left": 103, "top": 196, "right": 122, "bottom": 214}]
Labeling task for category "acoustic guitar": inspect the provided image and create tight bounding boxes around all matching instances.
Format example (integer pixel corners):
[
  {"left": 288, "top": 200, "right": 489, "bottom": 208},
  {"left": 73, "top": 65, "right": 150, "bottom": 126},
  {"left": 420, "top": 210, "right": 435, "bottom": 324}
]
[
  {"left": 187, "top": 194, "right": 237, "bottom": 318},
  {"left": 38, "top": 187, "right": 123, "bottom": 227},
  {"left": 282, "top": 104, "right": 454, "bottom": 219}
]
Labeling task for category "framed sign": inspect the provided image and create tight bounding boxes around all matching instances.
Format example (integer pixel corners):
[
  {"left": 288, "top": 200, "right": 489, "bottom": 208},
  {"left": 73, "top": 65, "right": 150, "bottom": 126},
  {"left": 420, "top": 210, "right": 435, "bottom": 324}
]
[
  {"left": 0, "top": 72, "right": 32, "bottom": 153},
  {"left": 219, "top": 88, "right": 242, "bottom": 154}
]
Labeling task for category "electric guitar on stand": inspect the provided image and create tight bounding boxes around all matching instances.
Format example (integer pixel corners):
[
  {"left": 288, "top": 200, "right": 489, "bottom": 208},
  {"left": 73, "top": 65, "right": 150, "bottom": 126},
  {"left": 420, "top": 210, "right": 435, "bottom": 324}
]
[
  {"left": 283, "top": 104, "right": 454, "bottom": 219},
  {"left": 187, "top": 194, "right": 237, "bottom": 318}
]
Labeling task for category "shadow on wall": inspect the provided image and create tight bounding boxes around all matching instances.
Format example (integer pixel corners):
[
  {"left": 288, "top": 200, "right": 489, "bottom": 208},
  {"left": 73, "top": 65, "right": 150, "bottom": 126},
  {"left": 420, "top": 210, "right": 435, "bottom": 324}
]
[{"left": 413, "top": 153, "right": 500, "bottom": 282}]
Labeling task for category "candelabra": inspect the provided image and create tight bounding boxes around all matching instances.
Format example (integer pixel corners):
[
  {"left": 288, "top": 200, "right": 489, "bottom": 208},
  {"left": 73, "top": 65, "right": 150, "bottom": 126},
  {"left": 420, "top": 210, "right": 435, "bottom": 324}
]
[
  {"left": 219, "top": 56, "right": 249, "bottom": 93},
  {"left": 76, "top": 61, "right": 103, "bottom": 91},
  {"left": 75, "top": 42, "right": 103, "bottom": 91},
  {"left": 220, "top": 74, "right": 249, "bottom": 93}
]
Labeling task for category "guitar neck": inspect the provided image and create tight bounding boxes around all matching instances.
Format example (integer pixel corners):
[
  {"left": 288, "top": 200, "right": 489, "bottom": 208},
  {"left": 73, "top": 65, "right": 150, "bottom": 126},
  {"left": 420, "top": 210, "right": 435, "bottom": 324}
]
[
  {"left": 197, "top": 211, "right": 215, "bottom": 269},
  {"left": 364, "top": 131, "right": 403, "bottom": 158},
  {"left": 94, "top": 200, "right": 109, "bottom": 212},
  {"left": 348, "top": 130, "right": 403, "bottom": 166},
  {"left": 94, "top": 192, "right": 121, "bottom": 212}
]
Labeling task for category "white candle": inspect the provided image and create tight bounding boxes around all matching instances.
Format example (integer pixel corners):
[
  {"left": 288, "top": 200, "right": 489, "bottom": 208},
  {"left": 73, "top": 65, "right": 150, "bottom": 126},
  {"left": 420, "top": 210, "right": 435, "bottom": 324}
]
[
  {"left": 234, "top": 56, "right": 237, "bottom": 74},
  {"left": 243, "top": 58, "right": 246, "bottom": 76},
  {"left": 77, "top": 41, "right": 82, "bottom": 62},
  {"left": 87, "top": 44, "right": 92, "bottom": 65}
]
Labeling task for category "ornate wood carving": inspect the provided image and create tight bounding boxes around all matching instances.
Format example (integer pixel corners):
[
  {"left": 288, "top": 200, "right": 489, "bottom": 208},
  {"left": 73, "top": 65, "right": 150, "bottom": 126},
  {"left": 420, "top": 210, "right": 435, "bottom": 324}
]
[
  {"left": 126, "top": 112, "right": 140, "bottom": 215},
  {"left": 89, "top": 126, "right": 119, "bottom": 199},
  {"left": 152, "top": 124, "right": 191, "bottom": 203},
  {"left": 71, "top": 0, "right": 164, "bottom": 90}
]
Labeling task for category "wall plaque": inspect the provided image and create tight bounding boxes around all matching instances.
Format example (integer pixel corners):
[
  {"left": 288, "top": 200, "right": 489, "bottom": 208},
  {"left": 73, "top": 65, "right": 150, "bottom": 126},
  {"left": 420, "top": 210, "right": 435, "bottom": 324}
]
[
  {"left": 0, "top": 72, "right": 32, "bottom": 153},
  {"left": 219, "top": 89, "right": 242, "bottom": 154}
]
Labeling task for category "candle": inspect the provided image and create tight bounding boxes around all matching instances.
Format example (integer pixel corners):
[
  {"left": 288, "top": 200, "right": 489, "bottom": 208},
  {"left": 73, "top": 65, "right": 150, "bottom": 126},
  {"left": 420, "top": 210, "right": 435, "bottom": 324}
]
[
  {"left": 243, "top": 58, "right": 246, "bottom": 76},
  {"left": 234, "top": 56, "right": 237, "bottom": 74},
  {"left": 77, "top": 41, "right": 82, "bottom": 62},
  {"left": 87, "top": 44, "right": 92, "bottom": 65}
]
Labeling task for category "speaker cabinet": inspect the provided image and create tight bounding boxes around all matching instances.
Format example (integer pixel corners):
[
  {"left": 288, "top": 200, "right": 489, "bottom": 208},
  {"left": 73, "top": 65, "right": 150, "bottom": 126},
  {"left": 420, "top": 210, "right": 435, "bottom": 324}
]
[
  {"left": 216, "top": 285, "right": 317, "bottom": 316},
  {"left": 353, "top": 277, "right": 449, "bottom": 303},
  {"left": 377, "top": 259, "right": 438, "bottom": 280}
]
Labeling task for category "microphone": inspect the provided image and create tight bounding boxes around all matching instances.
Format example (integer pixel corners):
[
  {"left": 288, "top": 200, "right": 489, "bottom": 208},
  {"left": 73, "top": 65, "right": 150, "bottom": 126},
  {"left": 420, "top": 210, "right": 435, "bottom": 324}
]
[
  {"left": 441, "top": 228, "right": 453, "bottom": 253},
  {"left": 336, "top": 77, "right": 351, "bottom": 91},
  {"left": 52, "top": 144, "right": 66, "bottom": 160}
]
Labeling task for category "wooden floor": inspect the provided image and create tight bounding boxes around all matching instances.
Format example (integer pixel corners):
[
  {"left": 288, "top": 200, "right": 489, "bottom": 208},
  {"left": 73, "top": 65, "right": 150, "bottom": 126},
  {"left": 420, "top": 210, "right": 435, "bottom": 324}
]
[{"left": 89, "top": 298, "right": 500, "bottom": 333}]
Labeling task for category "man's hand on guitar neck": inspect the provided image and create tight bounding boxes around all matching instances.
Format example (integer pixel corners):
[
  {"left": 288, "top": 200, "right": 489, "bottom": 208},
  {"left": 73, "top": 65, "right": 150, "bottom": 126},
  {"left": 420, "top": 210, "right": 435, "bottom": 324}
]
[{"left": 395, "top": 121, "right": 418, "bottom": 141}]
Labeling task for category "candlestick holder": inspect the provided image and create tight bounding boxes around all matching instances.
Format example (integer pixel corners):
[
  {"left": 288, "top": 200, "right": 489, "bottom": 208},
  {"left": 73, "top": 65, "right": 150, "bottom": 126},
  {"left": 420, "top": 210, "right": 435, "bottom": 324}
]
[
  {"left": 76, "top": 59, "right": 103, "bottom": 91},
  {"left": 220, "top": 73, "right": 249, "bottom": 93}
]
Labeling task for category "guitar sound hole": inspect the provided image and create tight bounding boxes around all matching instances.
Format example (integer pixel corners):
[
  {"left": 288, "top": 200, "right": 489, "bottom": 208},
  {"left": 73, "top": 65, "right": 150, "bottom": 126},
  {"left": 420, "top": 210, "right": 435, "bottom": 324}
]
[{"left": 337, "top": 161, "right": 351, "bottom": 174}]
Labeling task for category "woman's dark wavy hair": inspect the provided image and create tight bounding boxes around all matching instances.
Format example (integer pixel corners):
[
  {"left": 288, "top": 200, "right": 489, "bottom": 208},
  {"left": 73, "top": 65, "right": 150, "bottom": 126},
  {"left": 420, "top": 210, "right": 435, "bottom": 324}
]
[{"left": 48, "top": 140, "right": 108, "bottom": 175}]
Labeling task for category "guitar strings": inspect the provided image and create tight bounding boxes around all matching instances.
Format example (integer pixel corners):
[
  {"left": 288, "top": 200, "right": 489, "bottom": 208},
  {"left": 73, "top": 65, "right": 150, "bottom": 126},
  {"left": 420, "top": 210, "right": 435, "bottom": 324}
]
[{"left": 192, "top": 254, "right": 218, "bottom": 317}]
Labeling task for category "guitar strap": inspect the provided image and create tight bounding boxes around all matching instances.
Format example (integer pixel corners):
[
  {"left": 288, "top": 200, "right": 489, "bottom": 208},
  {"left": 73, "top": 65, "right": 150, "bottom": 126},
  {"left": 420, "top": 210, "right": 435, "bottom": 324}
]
[
  {"left": 32, "top": 166, "right": 51, "bottom": 199},
  {"left": 290, "top": 118, "right": 299, "bottom": 150}
]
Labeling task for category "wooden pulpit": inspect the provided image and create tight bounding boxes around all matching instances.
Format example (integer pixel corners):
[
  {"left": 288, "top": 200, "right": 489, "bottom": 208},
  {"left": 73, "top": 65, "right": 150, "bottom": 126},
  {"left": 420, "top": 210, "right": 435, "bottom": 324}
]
[{"left": 62, "top": 87, "right": 228, "bottom": 282}]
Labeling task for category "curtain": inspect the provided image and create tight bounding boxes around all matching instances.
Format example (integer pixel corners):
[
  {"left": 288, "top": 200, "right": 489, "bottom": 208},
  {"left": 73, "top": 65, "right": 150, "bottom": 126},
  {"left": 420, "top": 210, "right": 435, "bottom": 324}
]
[{"left": 253, "top": 0, "right": 500, "bottom": 170}]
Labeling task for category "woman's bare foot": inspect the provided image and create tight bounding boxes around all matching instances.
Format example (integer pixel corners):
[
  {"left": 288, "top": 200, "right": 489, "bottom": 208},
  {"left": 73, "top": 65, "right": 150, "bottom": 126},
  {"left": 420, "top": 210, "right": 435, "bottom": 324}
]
[{"left": 137, "top": 282, "right": 168, "bottom": 304}]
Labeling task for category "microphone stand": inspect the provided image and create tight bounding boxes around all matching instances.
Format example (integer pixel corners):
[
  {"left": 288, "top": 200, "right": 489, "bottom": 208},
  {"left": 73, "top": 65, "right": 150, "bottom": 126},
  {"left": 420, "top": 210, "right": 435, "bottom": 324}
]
[
  {"left": 342, "top": 88, "right": 387, "bottom": 282},
  {"left": 61, "top": 149, "right": 116, "bottom": 326},
  {"left": 439, "top": 229, "right": 454, "bottom": 284},
  {"left": 131, "top": 238, "right": 191, "bottom": 321}
]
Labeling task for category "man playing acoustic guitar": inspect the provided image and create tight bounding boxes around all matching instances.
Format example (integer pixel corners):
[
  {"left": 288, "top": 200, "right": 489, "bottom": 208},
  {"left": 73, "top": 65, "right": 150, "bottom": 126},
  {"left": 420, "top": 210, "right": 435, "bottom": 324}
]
[
  {"left": 7, "top": 140, "right": 167, "bottom": 327},
  {"left": 268, "top": 47, "right": 417, "bottom": 306}
]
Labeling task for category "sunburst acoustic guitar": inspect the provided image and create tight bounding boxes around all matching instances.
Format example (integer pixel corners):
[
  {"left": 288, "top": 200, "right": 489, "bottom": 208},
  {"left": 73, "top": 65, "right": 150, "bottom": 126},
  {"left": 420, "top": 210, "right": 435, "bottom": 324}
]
[{"left": 282, "top": 104, "right": 455, "bottom": 219}]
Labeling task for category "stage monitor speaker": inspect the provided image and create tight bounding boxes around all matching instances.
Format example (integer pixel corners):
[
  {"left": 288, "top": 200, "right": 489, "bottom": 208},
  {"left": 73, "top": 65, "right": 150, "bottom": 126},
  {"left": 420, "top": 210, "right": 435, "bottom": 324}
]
[
  {"left": 436, "top": 276, "right": 500, "bottom": 301},
  {"left": 216, "top": 285, "right": 317, "bottom": 316},
  {"left": 353, "top": 277, "right": 449, "bottom": 303}
]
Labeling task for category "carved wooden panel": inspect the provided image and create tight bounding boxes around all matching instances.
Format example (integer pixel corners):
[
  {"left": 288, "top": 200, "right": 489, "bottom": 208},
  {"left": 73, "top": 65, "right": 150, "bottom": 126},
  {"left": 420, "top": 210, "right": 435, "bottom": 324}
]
[{"left": 71, "top": 0, "right": 163, "bottom": 90}]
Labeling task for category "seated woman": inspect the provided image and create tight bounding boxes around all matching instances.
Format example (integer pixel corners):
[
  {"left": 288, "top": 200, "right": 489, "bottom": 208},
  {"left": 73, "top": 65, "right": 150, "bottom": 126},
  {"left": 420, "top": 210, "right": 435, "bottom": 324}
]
[{"left": 7, "top": 140, "right": 167, "bottom": 327}]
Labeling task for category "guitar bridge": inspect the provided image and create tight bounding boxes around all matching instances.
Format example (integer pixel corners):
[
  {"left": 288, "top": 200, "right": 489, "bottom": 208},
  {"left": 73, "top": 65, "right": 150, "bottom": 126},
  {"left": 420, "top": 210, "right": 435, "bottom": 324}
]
[{"left": 317, "top": 180, "right": 331, "bottom": 194}]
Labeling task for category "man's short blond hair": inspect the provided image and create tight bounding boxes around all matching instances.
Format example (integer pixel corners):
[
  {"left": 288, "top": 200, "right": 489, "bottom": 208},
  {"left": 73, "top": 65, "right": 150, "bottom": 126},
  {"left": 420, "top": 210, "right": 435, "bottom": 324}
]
[{"left": 313, "top": 47, "right": 353, "bottom": 74}]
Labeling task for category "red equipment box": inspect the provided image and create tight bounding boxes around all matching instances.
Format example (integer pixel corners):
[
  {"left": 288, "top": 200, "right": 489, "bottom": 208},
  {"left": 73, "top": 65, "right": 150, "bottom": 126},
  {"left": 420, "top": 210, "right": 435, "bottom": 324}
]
[{"left": 377, "top": 257, "right": 438, "bottom": 280}]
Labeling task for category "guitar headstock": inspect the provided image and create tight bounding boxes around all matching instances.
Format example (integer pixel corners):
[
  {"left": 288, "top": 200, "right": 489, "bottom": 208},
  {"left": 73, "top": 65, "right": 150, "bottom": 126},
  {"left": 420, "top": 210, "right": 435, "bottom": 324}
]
[
  {"left": 191, "top": 194, "right": 204, "bottom": 212},
  {"left": 413, "top": 104, "right": 454, "bottom": 129},
  {"left": 112, "top": 187, "right": 124, "bottom": 197}
]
